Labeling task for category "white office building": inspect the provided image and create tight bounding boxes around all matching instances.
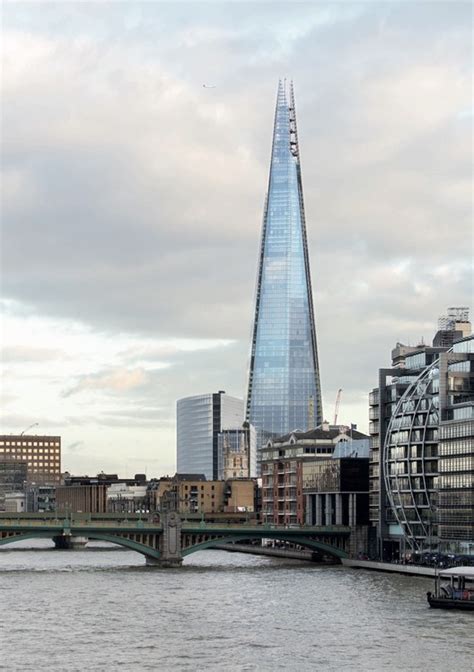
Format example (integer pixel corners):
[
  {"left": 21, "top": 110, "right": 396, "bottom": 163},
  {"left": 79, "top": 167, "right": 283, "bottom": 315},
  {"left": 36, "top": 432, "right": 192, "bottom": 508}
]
[{"left": 177, "top": 391, "right": 244, "bottom": 480}]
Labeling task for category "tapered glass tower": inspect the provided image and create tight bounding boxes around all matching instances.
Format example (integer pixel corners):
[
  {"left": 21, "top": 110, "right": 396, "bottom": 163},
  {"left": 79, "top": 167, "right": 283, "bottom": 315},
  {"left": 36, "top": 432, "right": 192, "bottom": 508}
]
[{"left": 246, "top": 80, "right": 323, "bottom": 461}]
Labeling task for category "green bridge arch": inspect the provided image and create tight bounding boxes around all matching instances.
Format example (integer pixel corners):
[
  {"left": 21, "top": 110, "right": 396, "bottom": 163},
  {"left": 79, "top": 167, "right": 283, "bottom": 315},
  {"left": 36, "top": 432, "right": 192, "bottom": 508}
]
[
  {"left": 0, "top": 525, "right": 349, "bottom": 562},
  {"left": 0, "top": 531, "right": 162, "bottom": 561}
]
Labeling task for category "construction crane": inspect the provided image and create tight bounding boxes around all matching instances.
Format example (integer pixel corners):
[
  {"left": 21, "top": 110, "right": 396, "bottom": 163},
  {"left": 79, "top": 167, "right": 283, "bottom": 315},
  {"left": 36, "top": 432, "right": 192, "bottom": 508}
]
[{"left": 333, "top": 389, "right": 343, "bottom": 426}]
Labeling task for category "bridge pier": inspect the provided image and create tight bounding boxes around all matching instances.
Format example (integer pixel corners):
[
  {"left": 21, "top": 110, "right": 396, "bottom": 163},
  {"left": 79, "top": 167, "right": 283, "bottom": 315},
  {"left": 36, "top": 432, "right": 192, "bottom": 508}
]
[
  {"left": 146, "top": 511, "right": 183, "bottom": 568},
  {"left": 53, "top": 535, "right": 88, "bottom": 550},
  {"left": 145, "top": 556, "right": 183, "bottom": 568}
]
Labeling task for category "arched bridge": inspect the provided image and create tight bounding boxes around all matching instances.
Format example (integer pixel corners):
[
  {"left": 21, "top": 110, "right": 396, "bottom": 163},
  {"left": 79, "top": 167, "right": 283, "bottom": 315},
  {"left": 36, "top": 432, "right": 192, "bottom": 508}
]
[{"left": 0, "top": 513, "right": 351, "bottom": 567}]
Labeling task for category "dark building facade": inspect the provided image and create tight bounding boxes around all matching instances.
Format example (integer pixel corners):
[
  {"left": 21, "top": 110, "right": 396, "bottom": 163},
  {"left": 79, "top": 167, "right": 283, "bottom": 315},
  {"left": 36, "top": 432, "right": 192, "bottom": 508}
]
[
  {"left": 246, "top": 81, "right": 323, "bottom": 465},
  {"left": 304, "top": 452, "right": 369, "bottom": 529},
  {"left": 0, "top": 460, "right": 28, "bottom": 510}
]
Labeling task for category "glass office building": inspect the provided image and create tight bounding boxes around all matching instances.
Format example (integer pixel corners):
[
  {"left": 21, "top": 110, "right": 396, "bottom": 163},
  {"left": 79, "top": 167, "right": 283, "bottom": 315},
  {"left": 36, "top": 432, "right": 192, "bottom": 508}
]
[
  {"left": 383, "top": 335, "right": 474, "bottom": 554},
  {"left": 246, "top": 80, "right": 322, "bottom": 463},
  {"left": 177, "top": 392, "right": 244, "bottom": 480}
]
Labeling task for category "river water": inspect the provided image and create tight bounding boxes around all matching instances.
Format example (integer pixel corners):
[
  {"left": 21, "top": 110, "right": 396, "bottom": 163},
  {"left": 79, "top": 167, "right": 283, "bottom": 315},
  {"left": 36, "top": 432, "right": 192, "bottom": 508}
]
[{"left": 0, "top": 540, "right": 472, "bottom": 671}]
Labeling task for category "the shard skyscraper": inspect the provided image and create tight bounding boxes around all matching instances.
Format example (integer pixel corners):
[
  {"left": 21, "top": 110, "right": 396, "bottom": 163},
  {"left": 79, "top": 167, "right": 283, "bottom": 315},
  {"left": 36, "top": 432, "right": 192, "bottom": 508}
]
[{"left": 246, "top": 80, "right": 323, "bottom": 461}]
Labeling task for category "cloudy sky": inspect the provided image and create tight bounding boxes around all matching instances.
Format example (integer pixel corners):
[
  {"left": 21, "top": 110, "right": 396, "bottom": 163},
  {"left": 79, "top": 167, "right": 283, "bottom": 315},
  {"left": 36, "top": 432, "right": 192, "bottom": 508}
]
[{"left": 1, "top": 1, "right": 472, "bottom": 477}]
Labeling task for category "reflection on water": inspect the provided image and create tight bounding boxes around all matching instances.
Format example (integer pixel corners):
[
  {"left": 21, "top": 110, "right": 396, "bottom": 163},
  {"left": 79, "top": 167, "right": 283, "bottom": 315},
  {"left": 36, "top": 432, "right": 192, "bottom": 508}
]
[{"left": 0, "top": 540, "right": 472, "bottom": 671}]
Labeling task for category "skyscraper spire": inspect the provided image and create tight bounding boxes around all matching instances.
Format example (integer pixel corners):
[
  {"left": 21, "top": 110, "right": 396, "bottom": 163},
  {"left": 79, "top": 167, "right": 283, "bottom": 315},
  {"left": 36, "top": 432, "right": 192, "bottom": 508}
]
[{"left": 246, "top": 80, "right": 323, "bottom": 463}]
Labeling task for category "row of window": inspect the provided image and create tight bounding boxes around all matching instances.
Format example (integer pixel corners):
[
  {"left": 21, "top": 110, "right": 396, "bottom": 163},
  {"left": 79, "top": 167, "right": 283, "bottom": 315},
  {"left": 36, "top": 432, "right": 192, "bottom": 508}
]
[
  {"left": 0, "top": 448, "right": 60, "bottom": 455},
  {"left": 438, "top": 474, "right": 473, "bottom": 488},
  {"left": 440, "top": 420, "right": 474, "bottom": 439},
  {"left": 0, "top": 441, "right": 60, "bottom": 447},
  {"left": 438, "top": 439, "right": 474, "bottom": 455},
  {"left": 438, "top": 457, "right": 473, "bottom": 473}
]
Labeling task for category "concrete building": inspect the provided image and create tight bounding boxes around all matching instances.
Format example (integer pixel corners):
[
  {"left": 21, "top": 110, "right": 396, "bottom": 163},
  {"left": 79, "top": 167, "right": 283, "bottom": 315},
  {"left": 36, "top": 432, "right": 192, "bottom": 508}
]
[
  {"left": 56, "top": 483, "right": 108, "bottom": 514},
  {"left": 151, "top": 474, "right": 256, "bottom": 516},
  {"left": 260, "top": 423, "right": 369, "bottom": 525},
  {"left": 369, "top": 309, "right": 473, "bottom": 559},
  {"left": 223, "top": 479, "right": 255, "bottom": 513},
  {"left": 56, "top": 473, "right": 147, "bottom": 514},
  {"left": 0, "top": 434, "right": 61, "bottom": 487},
  {"left": 177, "top": 391, "right": 244, "bottom": 480}
]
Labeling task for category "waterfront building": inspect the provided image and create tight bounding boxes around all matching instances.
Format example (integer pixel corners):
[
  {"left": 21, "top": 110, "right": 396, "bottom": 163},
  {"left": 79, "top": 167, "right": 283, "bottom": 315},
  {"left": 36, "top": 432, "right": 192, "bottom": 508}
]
[
  {"left": 0, "top": 434, "right": 61, "bottom": 487},
  {"left": 217, "top": 423, "right": 256, "bottom": 479},
  {"left": 303, "top": 442, "right": 370, "bottom": 527},
  {"left": 369, "top": 310, "right": 473, "bottom": 559},
  {"left": 177, "top": 391, "right": 244, "bottom": 480},
  {"left": 151, "top": 474, "right": 256, "bottom": 516},
  {"left": 260, "top": 422, "right": 369, "bottom": 525},
  {"left": 56, "top": 472, "right": 147, "bottom": 514},
  {"left": 246, "top": 81, "right": 323, "bottom": 466}
]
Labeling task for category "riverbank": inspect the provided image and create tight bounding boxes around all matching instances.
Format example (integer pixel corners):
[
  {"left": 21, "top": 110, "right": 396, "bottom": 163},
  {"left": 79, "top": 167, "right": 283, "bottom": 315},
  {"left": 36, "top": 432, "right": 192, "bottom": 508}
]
[
  {"left": 342, "top": 558, "right": 436, "bottom": 576},
  {"left": 217, "top": 547, "right": 438, "bottom": 575}
]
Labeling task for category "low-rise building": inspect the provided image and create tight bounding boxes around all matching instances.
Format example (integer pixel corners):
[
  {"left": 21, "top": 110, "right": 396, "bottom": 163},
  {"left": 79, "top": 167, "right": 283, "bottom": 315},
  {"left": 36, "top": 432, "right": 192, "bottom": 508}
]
[
  {"left": 261, "top": 423, "right": 369, "bottom": 526},
  {"left": 303, "top": 442, "right": 369, "bottom": 527},
  {"left": 107, "top": 482, "right": 149, "bottom": 513},
  {"left": 223, "top": 479, "right": 255, "bottom": 513},
  {"left": 151, "top": 473, "right": 257, "bottom": 516},
  {"left": 4, "top": 492, "right": 27, "bottom": 513},
  {"left": 56, "top": 472, "right": 147, "bottom": 514}
]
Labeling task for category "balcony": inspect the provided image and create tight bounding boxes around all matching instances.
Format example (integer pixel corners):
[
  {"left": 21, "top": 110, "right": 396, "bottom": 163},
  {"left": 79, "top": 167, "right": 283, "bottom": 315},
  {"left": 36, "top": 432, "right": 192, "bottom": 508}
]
[{"left": 369, "top": 407, "right": 379, "bottom": 420}]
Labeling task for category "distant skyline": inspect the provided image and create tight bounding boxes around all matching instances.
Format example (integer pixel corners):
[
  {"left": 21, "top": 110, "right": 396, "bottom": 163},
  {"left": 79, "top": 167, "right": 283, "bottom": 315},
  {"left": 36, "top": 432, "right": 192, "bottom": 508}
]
[{"left": 1, "top": 2, "right": 472, "bottom": 476}]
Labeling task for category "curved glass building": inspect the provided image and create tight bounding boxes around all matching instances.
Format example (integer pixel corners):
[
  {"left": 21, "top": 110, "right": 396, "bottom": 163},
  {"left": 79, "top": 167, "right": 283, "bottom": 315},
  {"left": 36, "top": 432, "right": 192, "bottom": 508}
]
[
  {"left": 383, "top": 334, "right": 474, "bottom": 552},
  {"left": 383, "top": 359, "right": 440, "bottom": 549},
  {"left": 246, "top": 81, "right": 322, "bottom": 463}
]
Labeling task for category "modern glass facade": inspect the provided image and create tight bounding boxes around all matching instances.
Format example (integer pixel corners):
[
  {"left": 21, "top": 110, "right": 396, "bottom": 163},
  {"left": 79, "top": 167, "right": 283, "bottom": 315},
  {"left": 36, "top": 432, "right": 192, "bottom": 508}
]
[
  {"left": 383, "top": 358, "right": 441, "bottom": 550},
  {"left": 246, "top": 80, "right": 322, "bottom": 461},
  {"left": 382, "top": 335, "right": 474, "bottom": 553},
  {"left": 176, "top": 392, "right": 244, "bottom": 480}
]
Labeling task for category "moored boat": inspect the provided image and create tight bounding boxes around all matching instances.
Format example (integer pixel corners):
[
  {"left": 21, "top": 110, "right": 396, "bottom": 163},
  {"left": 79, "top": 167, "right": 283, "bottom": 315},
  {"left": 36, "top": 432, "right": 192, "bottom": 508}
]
[{"left": 427, "top": 566, "right": 474, "bottom": 610}]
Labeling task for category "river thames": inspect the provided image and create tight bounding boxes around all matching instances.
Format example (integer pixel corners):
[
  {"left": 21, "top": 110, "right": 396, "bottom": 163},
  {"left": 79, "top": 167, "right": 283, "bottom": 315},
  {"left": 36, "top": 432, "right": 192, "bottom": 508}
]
[{"left": 0, "top": 541, "right": 472, "bottom": 671}]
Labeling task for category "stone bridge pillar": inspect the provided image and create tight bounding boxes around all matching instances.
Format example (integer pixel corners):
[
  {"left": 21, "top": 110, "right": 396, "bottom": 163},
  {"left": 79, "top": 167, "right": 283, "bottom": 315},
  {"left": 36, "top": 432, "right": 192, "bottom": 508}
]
[{"left": 147, "top": 511, "right": 183, "bottom": 567}]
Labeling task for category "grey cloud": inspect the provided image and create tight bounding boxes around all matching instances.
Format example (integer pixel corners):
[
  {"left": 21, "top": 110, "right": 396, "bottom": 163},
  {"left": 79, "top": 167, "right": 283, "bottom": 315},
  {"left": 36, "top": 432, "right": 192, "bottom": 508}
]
[
  {"left": 1, "top": 3, "right": 472, "bottom": 445},
  {"left": 0, "top": 414, "right": 65, "bottom": 432},
  {"left": 62, "top": 366, "right": 155, "bottom": 398}
]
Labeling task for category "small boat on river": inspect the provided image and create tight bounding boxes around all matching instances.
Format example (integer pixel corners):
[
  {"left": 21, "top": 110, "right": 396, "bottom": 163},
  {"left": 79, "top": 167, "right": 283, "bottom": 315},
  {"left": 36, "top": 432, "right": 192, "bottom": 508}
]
[{"left": 427, "top": 566, "right": 474, "bottom": 610}]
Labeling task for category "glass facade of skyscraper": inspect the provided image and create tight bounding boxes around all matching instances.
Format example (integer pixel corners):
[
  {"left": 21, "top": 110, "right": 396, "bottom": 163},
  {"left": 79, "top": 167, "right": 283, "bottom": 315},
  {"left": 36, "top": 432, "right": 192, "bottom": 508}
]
[{"left": 246, "top": 80, "right": 322, "bottom": 461}]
